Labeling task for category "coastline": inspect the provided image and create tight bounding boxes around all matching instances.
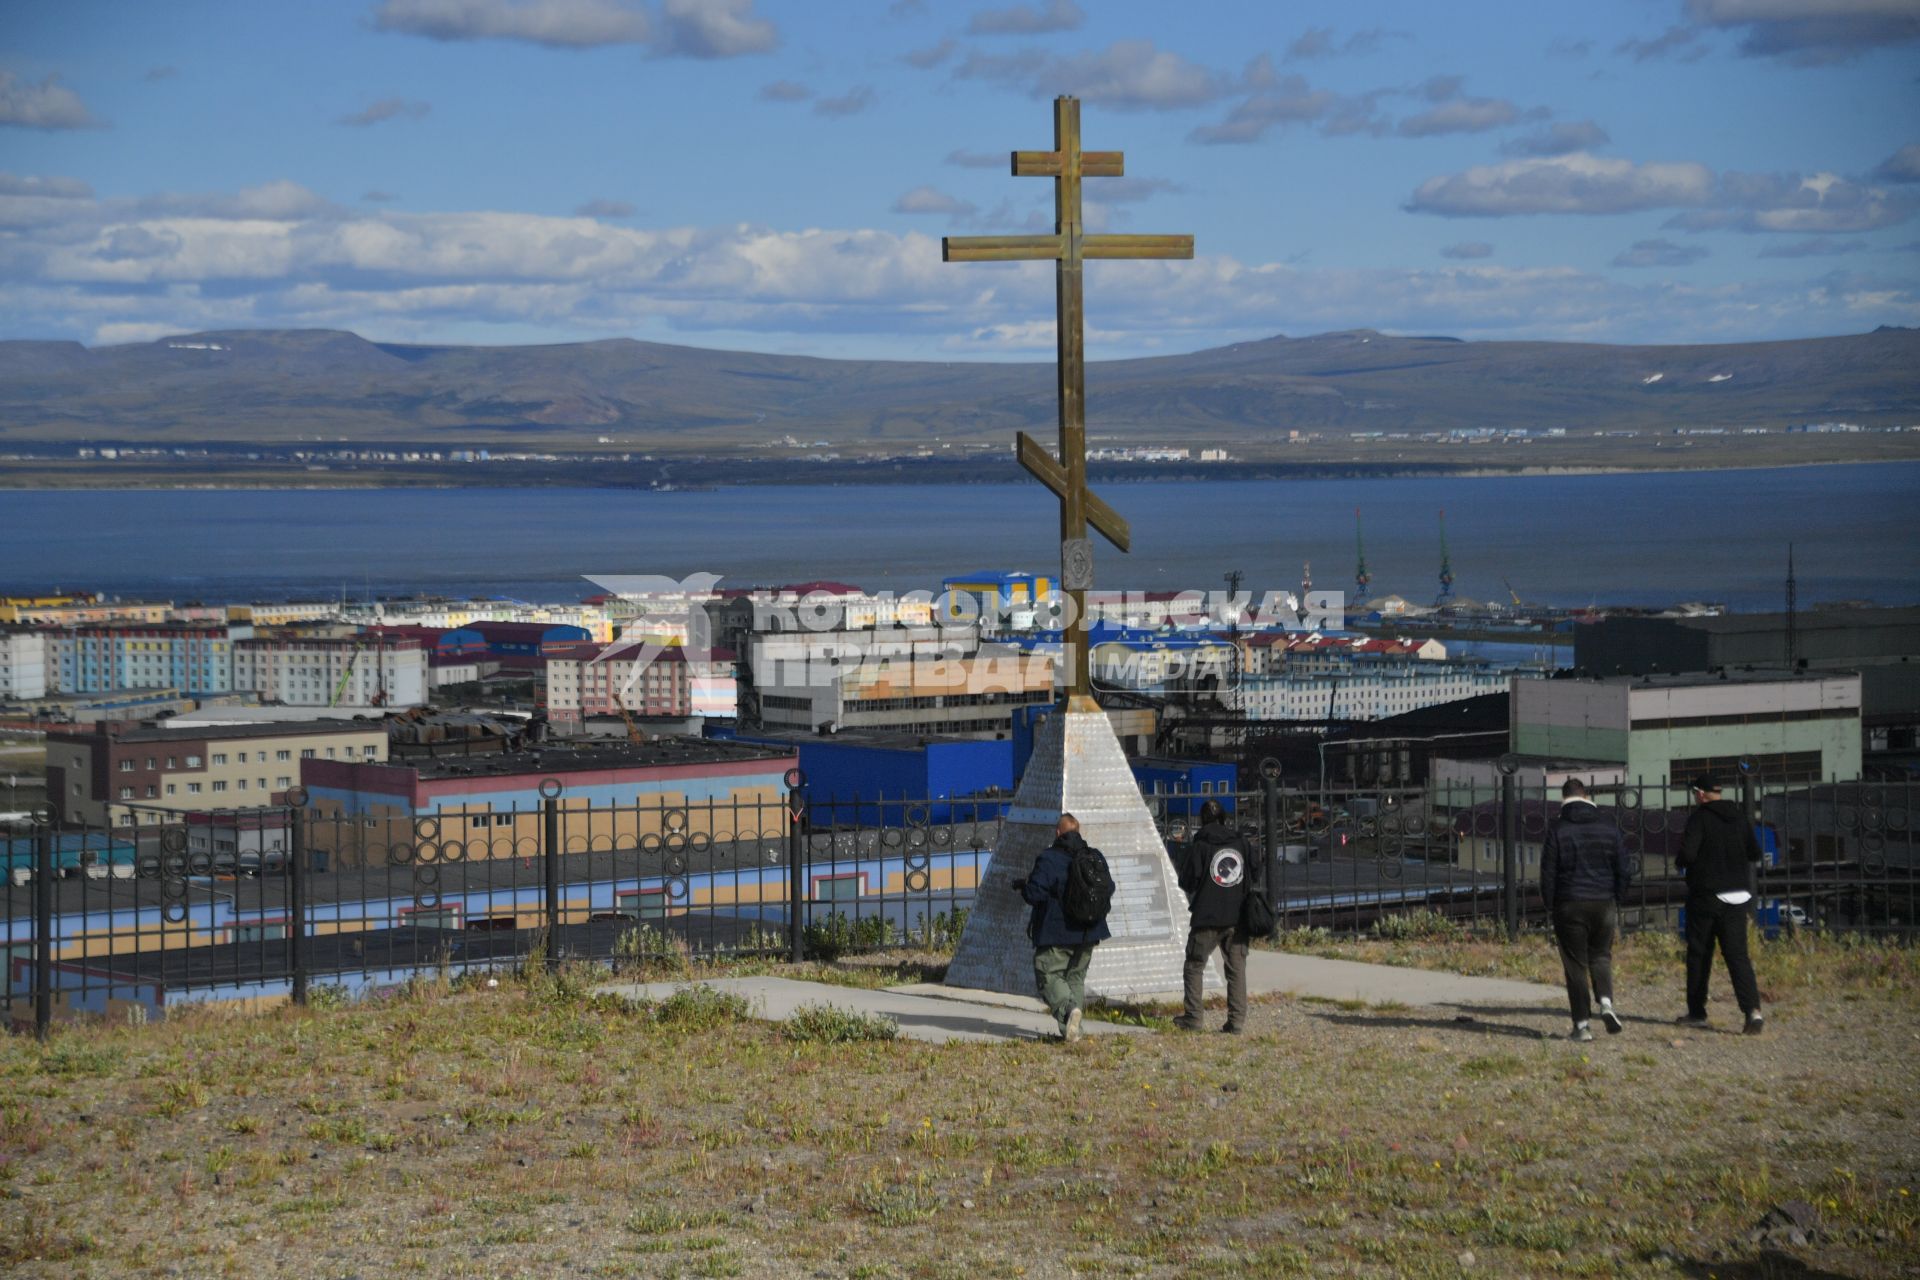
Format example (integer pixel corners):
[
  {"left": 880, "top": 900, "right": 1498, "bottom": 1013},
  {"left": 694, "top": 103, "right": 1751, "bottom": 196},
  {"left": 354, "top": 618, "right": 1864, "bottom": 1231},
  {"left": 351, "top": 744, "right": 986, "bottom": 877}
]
[{"left": 3, "top": 453, "right": 1917, "bottom": 492}]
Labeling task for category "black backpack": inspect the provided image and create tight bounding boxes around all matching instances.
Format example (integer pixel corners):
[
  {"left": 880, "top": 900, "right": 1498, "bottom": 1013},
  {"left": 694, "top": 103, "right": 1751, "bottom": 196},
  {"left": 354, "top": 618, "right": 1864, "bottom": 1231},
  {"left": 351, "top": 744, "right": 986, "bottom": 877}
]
[{"left": 1061, "top": 843, "right": 1116, "bottom": 928}]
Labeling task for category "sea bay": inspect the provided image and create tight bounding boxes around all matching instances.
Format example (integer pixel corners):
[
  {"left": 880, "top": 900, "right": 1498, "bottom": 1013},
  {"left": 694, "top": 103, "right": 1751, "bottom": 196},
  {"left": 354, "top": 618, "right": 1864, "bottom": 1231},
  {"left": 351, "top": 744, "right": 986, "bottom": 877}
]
[{"left": 5, "top": 462, "right": 1916, "bottom": 610}]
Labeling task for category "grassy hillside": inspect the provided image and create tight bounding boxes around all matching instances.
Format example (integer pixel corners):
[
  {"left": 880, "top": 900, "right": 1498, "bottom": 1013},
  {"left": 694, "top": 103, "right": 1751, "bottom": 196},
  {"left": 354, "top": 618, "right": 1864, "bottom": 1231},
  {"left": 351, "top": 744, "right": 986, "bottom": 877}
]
[{"left": 1, "top": 326, "right": 1914, "bottom": 448}]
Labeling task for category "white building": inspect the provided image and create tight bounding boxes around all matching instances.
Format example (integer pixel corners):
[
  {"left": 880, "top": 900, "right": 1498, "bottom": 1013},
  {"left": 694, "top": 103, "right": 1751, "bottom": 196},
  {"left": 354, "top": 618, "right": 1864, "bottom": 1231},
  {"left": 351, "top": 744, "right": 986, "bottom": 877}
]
[
  {"left": 1234, "top": 658, "right": 1514, "bottom": 722},
  {"left": 0, "top": 628, "right": 49, "bottom": 701},
  {"left": 232, "top": 637, "right": 427, "bottom": 709}
]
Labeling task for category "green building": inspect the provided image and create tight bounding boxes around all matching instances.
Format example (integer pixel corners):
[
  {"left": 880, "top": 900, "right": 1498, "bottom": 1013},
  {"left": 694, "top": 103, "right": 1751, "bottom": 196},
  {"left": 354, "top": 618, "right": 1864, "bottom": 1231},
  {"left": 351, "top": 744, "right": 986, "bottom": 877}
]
[{"left": 1510, "top": 670, "right": 1862, "bottom": 794}]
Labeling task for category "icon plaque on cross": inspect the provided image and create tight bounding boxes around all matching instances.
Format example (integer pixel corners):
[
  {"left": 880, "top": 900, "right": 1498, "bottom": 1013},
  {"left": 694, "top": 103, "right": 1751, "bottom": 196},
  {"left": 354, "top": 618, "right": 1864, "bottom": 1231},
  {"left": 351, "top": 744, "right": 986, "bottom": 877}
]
[{"left": 943, "top": 95, "right": 1193, "bottom": 703}]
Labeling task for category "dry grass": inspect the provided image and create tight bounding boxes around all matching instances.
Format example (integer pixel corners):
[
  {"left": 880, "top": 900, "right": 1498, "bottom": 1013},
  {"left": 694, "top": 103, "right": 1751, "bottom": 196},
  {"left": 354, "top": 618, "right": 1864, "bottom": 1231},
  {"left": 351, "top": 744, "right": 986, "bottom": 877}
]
[{"left": 1, "top": 935, "right": 1915, "bottom": 1278}]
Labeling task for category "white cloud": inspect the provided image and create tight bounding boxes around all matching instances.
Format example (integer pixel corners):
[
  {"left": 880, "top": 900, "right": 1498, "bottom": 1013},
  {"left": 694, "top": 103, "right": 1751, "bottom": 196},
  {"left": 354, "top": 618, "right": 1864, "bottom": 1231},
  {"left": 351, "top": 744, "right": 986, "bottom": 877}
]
[
  {"left": 1286, "top": 26, "right": 1397, "bottom": 60},
  {"left": 902, "top": 38, "right": 958, "bottom": 69},
  {"left": 1872, "top": 143, "right": 1920, "bottom": 184},
  {"left": 1397, "top": 96, "right": 1525, "bottom": 137},
  {"left": 1611, "top": 238, "right": 1710, "bottom": 268},
  {"left": 4, "top": 178, "right": 1916, "bottom": 352},
  {"left": 966, "top": 0, "right": 1083, "bottom": 36},
  {"left": 1757, "top": 237, "right": 1868, "bottom": 257},
  {"left": 0, "top": 70, "right": 106, "bottom": 130},
  {"left": 337, "top": 97, "right": 432, "bottom": 127},
  {"left": 892, "top": 186, "right": 978, "bottom": 220},
  {"left": 653, "top": 0, "right": 777, "bottom": 58},
  {"left": 1502, "top": 120, "right": 1611, "bottom": 157},
  {"left": 757, "top": 79, "right": 812, "bottom": 102},
  {"left": 956, "top": 40, "right": 1230, "bottom": 110},
  {"left": 0, "top": 173, "right": 94, "bottom": 199},
  {"left": 1685, "top": 0, "right": 1920, "bottom": 64},
  {"left": 373, "top": 0, "right": 776, "bottom": 56},
  {"left": 813, "top": 87, "right": 874, "bottom": 118},
  {"left": 373, "top": 0, "right": 651, "bottom": 47},
  {"left": 1408, "top": 154, "right": 1716, "bottom": 217}
]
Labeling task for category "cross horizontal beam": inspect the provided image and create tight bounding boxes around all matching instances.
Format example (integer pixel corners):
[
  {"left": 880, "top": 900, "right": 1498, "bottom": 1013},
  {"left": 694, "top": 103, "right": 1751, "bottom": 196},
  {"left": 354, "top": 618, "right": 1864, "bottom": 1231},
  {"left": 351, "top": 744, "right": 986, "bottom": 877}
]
[
  {"left": 1016, "top": 431, "right": 1131, "bottom": 553},
  {"left": 942, "top": 233, "right": 1195, "bottom": 263},
  {"left": 1011, "top": 150, "right": 1124, "bottom": 178}
]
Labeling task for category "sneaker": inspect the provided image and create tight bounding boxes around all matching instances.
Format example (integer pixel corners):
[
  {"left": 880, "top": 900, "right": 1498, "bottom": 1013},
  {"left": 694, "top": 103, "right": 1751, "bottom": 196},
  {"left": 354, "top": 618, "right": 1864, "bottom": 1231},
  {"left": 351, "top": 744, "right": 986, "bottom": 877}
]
[
  {"left": 1171, "top": 1016, "right": 1204, "bottom": 1033},
  {"left": 1599, "top": 1002, "right": 1624, "bottom": 1035},
  {"left": 1569, "top": 1022, "right": 1595, "bottom": 1042},
  {"left": 1743, "top": 1012, "right": 1765, "bottom": 1036},
  {"left": 1674, "top": 1013, "right": 1711, "bottom": 1029},
  {"left": 1065, "top": 1008, "right": 1084, "bottom": 1043}
]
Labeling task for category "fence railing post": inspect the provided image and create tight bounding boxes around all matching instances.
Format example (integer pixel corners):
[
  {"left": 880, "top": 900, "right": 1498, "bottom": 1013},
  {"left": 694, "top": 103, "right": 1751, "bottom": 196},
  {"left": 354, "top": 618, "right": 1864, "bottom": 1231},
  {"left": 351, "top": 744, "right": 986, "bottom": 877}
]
[
  {"left": 1259, "top": 760, "right": 1281, "bottom": 921},
  {"left": 785, "top": 770, "right": 807, "bottom": 964},
  {"left": 34, "top": 820, "right": 52, "bottom": 1042},
  {"left": 287, "top": 794, "right": 309, "bottom": 1007},
  {"left": 541, "top": 787, "right": 561, "bottom": 972},
  {"left": 1498, "top": 766, "right": 1519, "bottom": 940},
  {"left": 1739, "top": 768, "right": 1759, "bottom": 900}
]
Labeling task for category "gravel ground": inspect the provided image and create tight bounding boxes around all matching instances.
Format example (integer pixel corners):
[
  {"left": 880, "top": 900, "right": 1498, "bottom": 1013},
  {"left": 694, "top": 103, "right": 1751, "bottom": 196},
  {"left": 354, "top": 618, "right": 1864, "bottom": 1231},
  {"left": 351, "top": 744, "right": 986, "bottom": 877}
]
[{"left": 1, "top": 933, "right": 1915, "bottom": 1279}]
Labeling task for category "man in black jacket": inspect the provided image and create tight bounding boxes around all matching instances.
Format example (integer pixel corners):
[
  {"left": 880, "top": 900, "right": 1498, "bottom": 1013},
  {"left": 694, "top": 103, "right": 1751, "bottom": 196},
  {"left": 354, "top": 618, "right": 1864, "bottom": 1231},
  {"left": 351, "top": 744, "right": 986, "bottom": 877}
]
[
  {"left": 1675, "top": 775, "right": 1765, "bottom": 1034},
  {"left": 1540, "top": 779, "right": 1631, "bottom": 1041},
  {"left": 1174, "top": 800, "right": 1252, "bottom": 1034}
]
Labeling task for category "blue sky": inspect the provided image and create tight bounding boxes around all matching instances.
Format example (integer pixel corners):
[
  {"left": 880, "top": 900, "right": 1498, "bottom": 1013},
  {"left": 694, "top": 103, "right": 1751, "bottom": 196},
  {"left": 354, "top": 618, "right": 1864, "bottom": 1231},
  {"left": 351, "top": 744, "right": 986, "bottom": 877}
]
[{"left": 2, "top": 0, "right": 1917, "bottom": 359}]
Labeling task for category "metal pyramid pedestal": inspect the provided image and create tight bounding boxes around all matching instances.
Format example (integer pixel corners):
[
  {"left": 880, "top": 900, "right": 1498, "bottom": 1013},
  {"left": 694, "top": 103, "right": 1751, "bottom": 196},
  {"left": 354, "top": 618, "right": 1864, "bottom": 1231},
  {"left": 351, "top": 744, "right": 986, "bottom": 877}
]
[{"left": 945, "top": 698, "right": 1217, "bottom": 1001}]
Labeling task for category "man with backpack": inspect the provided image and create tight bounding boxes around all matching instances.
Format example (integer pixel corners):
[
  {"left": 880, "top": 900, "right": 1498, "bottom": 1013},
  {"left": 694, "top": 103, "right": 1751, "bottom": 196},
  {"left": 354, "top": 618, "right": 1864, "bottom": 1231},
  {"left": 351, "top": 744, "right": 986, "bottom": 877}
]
[
  {"left": 1011, "top": 813, "right": 1113, "bottom": 1042},
  {"left": 1175, "top": 799, "right": 1252, "bottom": 1034}
]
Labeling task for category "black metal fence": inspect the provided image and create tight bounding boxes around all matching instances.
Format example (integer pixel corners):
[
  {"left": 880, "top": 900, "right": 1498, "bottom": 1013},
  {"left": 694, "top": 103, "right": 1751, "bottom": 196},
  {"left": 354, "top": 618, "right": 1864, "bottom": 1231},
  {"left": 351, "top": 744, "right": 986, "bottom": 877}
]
[{"left": 5, "top": 765, "right": 1913, "bottom": 1037}]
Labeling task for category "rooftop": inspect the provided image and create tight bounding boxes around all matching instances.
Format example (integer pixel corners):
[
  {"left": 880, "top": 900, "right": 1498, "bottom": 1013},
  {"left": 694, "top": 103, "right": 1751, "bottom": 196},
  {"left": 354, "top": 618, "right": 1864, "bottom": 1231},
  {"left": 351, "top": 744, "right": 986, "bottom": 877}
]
[
  {"left": 52, "top": 718, "right": 381, "bottom": 743},
  {"left": 401, "top": 736, "right": 794, "bottom": 780},
  {"left": 1609, "top": 668, "right": 1858, "bottom": 688},
  {"left": 1671, "top": 607, "right": 1920, "bottom": 635}
]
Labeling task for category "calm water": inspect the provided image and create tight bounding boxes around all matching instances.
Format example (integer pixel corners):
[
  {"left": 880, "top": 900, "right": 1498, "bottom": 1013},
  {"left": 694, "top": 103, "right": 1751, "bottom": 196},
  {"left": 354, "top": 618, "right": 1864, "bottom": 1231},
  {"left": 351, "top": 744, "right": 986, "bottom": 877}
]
[{"left": 4, "top": 463, "right": 1917, "bottom": 610}]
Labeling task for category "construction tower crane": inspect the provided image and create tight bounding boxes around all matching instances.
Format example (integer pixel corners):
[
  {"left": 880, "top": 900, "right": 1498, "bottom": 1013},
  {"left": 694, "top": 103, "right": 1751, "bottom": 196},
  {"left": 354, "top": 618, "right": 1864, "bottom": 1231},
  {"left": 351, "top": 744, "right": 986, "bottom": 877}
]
[
  {"left": 1353, "top": 508, "right": 1370, "bottom": 601},
  {"left": 1436, "top": 509, "right": 1455, "bottom": 606}
]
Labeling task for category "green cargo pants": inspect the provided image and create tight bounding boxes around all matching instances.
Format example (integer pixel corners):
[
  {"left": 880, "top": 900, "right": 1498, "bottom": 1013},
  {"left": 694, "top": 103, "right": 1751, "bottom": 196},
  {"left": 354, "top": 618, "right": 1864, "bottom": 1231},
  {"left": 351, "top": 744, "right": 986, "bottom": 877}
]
[{"left": 1033, "top": 943, "right": 1096, "bottom": 1034}]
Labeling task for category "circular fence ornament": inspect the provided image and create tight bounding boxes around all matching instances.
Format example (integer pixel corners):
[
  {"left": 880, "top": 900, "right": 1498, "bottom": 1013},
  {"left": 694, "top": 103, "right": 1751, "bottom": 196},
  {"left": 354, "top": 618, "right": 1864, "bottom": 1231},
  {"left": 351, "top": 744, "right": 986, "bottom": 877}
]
[
  {"left": 783, "top": 768, "right": 808, "bottom": 791},
  {"left": 538, "top": 777, "right": 564, "bottom": 800},
  {"left": 1496, "top": 754, "right": 1521, "bottom": 777},
  {"left": 160, "top": 826, "right": 189, "bottom": 855},
  {"left": 414, "top": 816, "right": 441, "bottom": 842},
  {"left": 905, "top": 869, "right": 930, "bottom": 893},
  {"left": 162, "top": 903, "right": 189, "bottom": 924},
  {"left": 1259, "top": 756, "right": 1283, "bottom": 781},
  {"left": 284, "top": 785, "right": 310, "bottom": 808}
]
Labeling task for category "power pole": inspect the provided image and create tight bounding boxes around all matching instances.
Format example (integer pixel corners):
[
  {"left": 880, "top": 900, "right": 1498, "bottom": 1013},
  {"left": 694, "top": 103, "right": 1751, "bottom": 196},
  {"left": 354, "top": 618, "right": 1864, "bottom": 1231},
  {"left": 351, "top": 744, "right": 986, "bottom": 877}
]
[{"left": 1785, "top": 542, "right": 1798, "bottom": 671}]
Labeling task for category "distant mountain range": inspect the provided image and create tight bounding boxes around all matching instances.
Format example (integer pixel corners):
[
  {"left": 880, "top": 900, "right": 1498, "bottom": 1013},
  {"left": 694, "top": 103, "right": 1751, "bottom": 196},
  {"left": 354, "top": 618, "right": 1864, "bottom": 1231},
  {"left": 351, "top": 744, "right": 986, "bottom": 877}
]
[{"left": 0, "top": 326, "right": 1915, "bottom": 446}]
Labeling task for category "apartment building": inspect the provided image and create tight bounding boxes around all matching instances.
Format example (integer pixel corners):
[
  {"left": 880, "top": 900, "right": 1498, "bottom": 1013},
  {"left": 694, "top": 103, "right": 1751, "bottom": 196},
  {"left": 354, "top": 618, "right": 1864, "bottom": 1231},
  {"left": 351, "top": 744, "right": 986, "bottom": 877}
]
[
  {"left": 49, "top": 623, "right": 243, "bottom": 696},
  {"left": 540, "top": 642, "right": 738, "bottom": 728},
  {"left": 231, "top": 637, "right": 427, "bottom": 708},
  {"left": 46, "top": 719, "right": 389, "bottom": 828},
  {"left": 0, "top": 627, "right": 49, "bottom": 701}
]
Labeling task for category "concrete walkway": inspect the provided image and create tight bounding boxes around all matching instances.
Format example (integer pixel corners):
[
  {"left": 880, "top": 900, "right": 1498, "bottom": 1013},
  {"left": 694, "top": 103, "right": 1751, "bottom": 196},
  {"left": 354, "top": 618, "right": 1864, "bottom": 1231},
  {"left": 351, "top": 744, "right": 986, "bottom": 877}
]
[
  {"left": 601, "top": 952, "right": 1562, "bottom": 1046},
  {"left": 599, "top": 976, "right": 1144, "bottom": 1045},
  {"left": 1242, "top": 950, "right": 1563, "bottom": 1009}
]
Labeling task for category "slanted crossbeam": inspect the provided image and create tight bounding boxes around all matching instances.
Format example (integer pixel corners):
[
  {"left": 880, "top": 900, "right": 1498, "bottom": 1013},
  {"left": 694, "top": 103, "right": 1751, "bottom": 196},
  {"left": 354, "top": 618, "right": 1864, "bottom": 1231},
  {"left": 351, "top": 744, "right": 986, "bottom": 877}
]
[{"left": 942, "top": 96, "right": 1193, "bottom": 701}]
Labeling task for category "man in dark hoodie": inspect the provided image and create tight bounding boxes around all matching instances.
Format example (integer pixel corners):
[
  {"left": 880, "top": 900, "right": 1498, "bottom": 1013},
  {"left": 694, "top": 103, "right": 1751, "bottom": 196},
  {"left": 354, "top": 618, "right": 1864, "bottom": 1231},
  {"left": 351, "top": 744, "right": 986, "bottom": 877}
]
[
  {"left": 1012, "top": 813, "right": 1111, "bottom": 1042},
  {"left": 1540, "top": 778, "right": 1631, "bottom": 1041},
  {"left": 1676, "top": 775, "right": 1765, "bottom": 1034},
  {"left": 1174, "top": 800, "right": 1251, "bottom": 1034}
]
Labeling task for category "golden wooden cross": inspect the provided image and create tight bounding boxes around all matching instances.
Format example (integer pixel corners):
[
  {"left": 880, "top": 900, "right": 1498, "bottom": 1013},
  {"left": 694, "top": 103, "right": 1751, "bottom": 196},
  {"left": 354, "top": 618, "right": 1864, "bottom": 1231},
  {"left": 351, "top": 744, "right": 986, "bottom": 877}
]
[{"left": 943, "top": 94, "right": 1194, "bottom": 702}]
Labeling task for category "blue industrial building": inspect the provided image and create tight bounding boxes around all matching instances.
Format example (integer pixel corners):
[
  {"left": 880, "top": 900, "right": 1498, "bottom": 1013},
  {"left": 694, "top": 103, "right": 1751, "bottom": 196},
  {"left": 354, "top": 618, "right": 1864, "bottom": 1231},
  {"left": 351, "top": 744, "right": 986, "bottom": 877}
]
[{"left": 723, "top": 730, "right": 1014, "bottom": 825}]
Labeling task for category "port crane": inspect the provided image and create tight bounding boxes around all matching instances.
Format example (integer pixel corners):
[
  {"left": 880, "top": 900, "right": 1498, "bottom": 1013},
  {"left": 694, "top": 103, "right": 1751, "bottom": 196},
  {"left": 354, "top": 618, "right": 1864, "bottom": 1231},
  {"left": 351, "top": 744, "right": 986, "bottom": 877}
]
[{"left": 1436, "top": 509, "right": 1455, "bottom": 607}]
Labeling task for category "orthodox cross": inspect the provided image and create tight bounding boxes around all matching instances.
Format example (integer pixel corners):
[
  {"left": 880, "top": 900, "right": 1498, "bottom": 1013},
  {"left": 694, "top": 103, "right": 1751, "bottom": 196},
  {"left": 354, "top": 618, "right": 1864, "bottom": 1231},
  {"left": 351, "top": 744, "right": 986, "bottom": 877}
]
[{"left": 943, "top": 95, "right": 1193, "bottom": 702}]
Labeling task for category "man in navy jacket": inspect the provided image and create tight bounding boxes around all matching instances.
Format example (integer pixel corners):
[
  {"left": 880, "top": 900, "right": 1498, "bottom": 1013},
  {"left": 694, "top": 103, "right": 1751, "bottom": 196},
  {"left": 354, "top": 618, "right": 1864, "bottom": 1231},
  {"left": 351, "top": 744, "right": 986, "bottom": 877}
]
[
  {"left": 1012, "top": 813, "right": 1111, "bottom": 1042},
  {"left": 1540, "top": 778, "right": 1632, "bottom": 1041}
]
